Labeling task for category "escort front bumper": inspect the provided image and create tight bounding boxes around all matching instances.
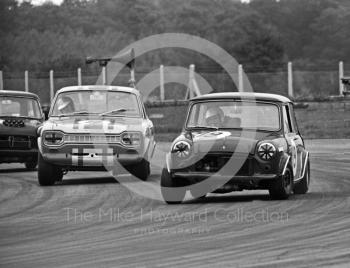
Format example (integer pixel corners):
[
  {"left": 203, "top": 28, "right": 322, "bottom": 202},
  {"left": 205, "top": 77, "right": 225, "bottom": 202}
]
[{"left": 40, "top": 143, "right": 144, "bottom": 167}]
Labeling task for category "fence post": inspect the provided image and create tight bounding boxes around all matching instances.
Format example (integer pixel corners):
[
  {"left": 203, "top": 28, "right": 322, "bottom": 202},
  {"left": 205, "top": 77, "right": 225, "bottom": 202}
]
[
  {"left": 238, "top": 64, "right": 243, "bottom": 92},
  {"left": 50, "top": 70, "right": 54, "bottom": 101},
  {"left": 288, "top": 62, "right": 294, "bottom": 98},
  {"left": 0, "top": 71, "right": 3, "bottom": 90},
  {"left": 77, "top": 68, "right": 82, "bottom": 86},
  {"left": 102, "top": 66, "right": 107, "bottom": 85},
  {"left": 160, "top": 65, "right": 164, "bottom": 101},
  {"left": 25, "top": 70, "right": 29, "bottom": 92},
  {"left": 339, "top": 61, "right": 344, "bottom": 96},
  {"left": 188, "top": 65, "right": 194, "bottom": 99},
  {"left": 190, "top": 64, "right": 201, "bottom": 96}
]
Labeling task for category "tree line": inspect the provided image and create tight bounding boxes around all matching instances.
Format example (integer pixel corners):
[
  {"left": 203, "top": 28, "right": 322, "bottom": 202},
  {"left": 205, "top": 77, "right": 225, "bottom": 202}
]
[{"left": 0, "top": 0, "right": 349, "bottom": 73}]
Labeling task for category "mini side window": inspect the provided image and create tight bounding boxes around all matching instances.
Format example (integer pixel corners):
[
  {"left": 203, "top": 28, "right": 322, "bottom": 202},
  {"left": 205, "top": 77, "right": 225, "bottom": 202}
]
[
  {"left": 289, "top": 104, "right": 299, "bottom": 133},
  {"left": 282, "top": 105, "right": 293, "bottom": 134}
]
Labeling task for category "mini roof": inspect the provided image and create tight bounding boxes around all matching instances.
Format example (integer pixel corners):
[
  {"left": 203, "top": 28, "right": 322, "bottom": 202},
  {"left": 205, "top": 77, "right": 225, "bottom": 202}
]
[
  {"left": 0, "top": 90, "right": 40, "bottom": 99},
  {"left": 191, "top": 92, "right": 292, "bottom": 103},
  {"left": 56, "top": 85, "right": 140, "bottom": 96}
]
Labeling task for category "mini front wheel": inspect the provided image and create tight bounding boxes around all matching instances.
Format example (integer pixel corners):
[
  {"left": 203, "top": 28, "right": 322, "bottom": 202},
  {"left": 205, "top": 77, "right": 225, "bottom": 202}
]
[
  {"left": 125, "top": 159, "right": 150, "bottom": 181},
  {"left": 269, "top": 167, "right": 293, "bottom": 200},
  {"left": 294, "top": 162, "right": 310, "bottom": 194},
  {"left": 160, "top": 168, "right": 186, "bottom": 204}
]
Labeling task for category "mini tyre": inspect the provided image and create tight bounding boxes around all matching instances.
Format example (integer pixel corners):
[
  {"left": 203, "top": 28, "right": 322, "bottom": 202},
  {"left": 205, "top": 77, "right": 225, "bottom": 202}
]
[
  {"left": 190, "top": 186, "right": 207, "bottom": 200},
  {"left": 160, "top": 168, "right": 185, "bottom": 204},
  {"left": 269, "top": 167, "right": 293, "bottom": 200},
  {"left": 294, "top": 161, "right": 310, "bottom": 194},
  {"left": 125, "top": 159, "right": 150, "bottom": 181}
]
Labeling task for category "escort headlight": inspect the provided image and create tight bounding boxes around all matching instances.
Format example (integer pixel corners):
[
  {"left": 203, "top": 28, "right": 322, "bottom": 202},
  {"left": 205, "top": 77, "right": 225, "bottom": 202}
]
[
  {"left": 37, "top": 126, "right": 43, "bottom": 137},
  {"left": 257, "top": 142, "right": 276, "bottom": 160},
  {"left": 43, "top": 131, "right": 64, "bottom": 146},
  {"left": 172, "top": 141, "right": 191, "bottom": 158},
  {"left": 121, "top": 132, "right": 141, "bottom": 146}
]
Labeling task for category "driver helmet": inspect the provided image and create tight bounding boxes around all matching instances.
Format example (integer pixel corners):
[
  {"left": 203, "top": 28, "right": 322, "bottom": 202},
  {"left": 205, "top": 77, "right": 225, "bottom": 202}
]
[
  {"left": 205, "top": 107, "right": 224, "bottom": 125},
  {"left": 57, "top": 96, "right": 74, "bottom": 112}
]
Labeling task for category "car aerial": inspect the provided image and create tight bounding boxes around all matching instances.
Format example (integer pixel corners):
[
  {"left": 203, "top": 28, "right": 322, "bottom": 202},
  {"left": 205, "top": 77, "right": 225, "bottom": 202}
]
[
  {"left": 0, "top": 90, "right": 44, "bottom": 170},
  {"left": 37, "top": 85, "right": 156, "bottom": 185},
  {"left": 161, "top": 92, "right": 310, "bottom": 204}
]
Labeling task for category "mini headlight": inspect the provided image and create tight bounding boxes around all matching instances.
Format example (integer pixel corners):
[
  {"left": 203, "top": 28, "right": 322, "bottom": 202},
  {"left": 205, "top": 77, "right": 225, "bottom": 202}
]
[
  {"left": 257, "top": 142, "right": 276, "bottom": 160},
  {"left": 172, "top": 141, "right": 191, "bottom": 157},
  {"left": 43, "top": 131, "right": 64, "bottom": 145},
  {"left": 121, "top": 132, "right": 141, "bottom": 146}
]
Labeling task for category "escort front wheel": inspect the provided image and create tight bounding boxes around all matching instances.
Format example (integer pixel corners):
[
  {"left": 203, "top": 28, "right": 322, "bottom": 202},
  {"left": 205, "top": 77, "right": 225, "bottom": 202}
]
[{"left": 38, "top": 154, "right": 62, "bottom": 186}]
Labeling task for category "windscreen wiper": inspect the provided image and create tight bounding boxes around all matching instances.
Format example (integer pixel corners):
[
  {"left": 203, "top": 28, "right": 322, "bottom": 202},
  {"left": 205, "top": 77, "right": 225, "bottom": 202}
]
[
  {"left": 58, "top": 111, "right": 90, "bottom": 118},
  {"left": 188, "top": 125, "right": 219, "bottom": 131},
  {"left": 100, "top": 108, "right": 128, "bottom": 116}
]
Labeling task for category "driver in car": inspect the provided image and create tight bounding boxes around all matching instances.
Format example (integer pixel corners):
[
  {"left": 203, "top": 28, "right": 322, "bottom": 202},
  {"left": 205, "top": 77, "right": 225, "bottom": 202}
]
[
  {"left": 57, "top": 96, "right": 75, "bottom": 114},
  {"left": 205, "top": 107, "right": 224, "bottom": 127}
]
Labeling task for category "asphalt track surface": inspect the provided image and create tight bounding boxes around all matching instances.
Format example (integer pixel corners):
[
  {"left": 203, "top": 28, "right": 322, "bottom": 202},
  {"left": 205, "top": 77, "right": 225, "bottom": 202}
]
[{"left": 0, "top": 139, "right": 349, "bottom": 268}]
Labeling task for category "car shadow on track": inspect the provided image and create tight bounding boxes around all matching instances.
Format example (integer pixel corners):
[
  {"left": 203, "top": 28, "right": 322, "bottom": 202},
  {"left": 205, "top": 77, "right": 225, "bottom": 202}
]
[
  {"left": 295, "top": 191, "right": 350, "bottom": 200},
  {"left": 0, "top": 168, "right": 35, "bottom": 173},
  {"left": 185, "top": 194, "right": 271, "bottom": 204},
  {"left": 56, "top": 173, "right": 160, "bottom": 186},
  {"left": 58, "top": 177, "right": 118, "bottom": 185}
]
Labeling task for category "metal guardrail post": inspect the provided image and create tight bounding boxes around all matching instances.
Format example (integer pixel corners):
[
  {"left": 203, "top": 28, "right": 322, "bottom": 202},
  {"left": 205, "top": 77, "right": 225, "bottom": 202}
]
[
  {"left": 25, "top": 70, "right": 29, "bottom": 92},
  {"left": 288, "top": 62, "right": 294, "bottom": 98},
  {"left": 50, "top": 70, "right": 54, "bottom": 101},
  {"left": 160, "top": 65, "right": 164, "bottom": 101},
  {"left": 0, "top": 71, "right": 3, "bottom": 90},
  {"left": 77, "top": 68, "right": 82, "bottom": 86},
  {"left": 339, "top": 61, "right": 344, "bottom": 96},
  {"left": 238, "top": 64, "right": 244, "bottom": 92},
  {"left": 102, "top": 66, "right": 107, "bottom": 85}
]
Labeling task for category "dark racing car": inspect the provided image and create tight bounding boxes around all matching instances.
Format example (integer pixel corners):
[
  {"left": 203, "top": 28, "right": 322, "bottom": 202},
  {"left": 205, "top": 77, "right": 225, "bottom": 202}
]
[
  {"left": 0, "top": 90, "right": 44, "bottom": 170},
  {"left": 161, "top": 92, "right": 310, "bottom": 204}
]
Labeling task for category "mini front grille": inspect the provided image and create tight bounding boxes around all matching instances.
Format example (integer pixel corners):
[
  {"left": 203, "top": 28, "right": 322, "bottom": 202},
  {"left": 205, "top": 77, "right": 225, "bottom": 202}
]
[
  {"left": 194, "top": 154, "right": 251, "bottom": 175},
  {"left": 64, "top": 134, "right": 121, "bottom": 144}
]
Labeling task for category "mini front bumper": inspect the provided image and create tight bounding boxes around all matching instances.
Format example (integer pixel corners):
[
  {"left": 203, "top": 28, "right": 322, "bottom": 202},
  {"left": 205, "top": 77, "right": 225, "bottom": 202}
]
[
  {"left": 171, "top": 171, "right": 281, "bottom": 191},
  {"left": 173, "top": 172, "right": 278, "bottom": 180}
]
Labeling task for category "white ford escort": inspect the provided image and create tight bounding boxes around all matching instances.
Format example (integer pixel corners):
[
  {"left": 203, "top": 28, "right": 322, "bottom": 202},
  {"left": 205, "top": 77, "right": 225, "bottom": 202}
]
[{"left": 37, "top": 85, "right": 155, "bottom": 185}]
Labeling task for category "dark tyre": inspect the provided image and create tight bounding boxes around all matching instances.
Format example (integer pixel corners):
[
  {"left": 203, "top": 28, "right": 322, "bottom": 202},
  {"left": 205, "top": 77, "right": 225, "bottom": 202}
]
[
  {"left": 25, "top": 157, "right": 38, "bottom": 170},
  {"left": 294, "top": 162, "right": 310, "bottom": 194},
  {"left": 38, "top": 154, "right": 62, "bottom": 186},
  {"left": 269, "top": 167, "right": 293, "bottom": 200},
  {"left": 125, "top": 159, "right": 150, "bottom": 181},
  {"left": 160, "top": 168, "right": 185, "bottom": 204}
]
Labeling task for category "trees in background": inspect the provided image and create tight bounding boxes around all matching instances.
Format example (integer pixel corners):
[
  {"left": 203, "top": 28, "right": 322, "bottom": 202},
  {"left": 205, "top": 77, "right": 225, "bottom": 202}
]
[{"left": 0, "top": 0, "right": 349, "bottom": 72}]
